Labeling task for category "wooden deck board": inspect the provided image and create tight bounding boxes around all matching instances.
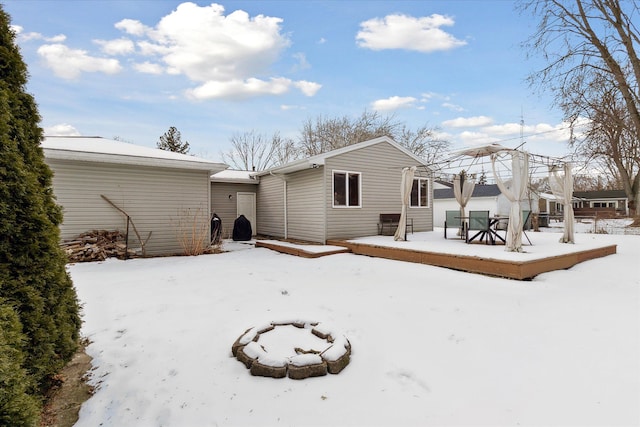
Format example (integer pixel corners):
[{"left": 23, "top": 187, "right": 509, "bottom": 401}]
[
  {"left": 255, "top": 241, "right": 351, "bottom": 258},
  {"left": 254, "top": 238, "right": 616, "bottom": 280},
  {"left": 327, "top": 239, "right": 617, "bottom": 280}
]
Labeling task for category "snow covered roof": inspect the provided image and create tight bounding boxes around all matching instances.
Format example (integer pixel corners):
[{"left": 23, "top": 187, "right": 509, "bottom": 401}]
[
  {"left": 210, "top": 169, "right": 259, "bottom": 184},
  {"left": 255, "top": 136, "right": 430, "bottom": 177},
  {"left": 42, "top": 136, "right": 227, "bottom": 173}
]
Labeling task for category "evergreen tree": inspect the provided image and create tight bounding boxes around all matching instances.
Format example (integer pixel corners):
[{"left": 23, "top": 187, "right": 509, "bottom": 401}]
[
  {"left": 0, "top": 4, "right": 81, "bottom": 398},
  {"left": 0, "top": 299, "right": 40, "bottom": 427},
  {"left": 157, "top": 126, "right": 190, "bottom": 154}
]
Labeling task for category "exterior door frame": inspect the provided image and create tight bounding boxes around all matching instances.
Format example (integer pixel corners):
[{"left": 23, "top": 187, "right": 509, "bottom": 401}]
[{"left": 236, "top": 192, "right": 257, "bottom": 236}]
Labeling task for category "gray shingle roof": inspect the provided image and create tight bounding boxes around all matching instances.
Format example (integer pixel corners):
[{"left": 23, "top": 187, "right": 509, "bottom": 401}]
[
  {"left": 433, "top": 184, "right": 502, "bottom": 200},
  {"left": 573, "top": 190, "right": 627, "bottom": 199}
]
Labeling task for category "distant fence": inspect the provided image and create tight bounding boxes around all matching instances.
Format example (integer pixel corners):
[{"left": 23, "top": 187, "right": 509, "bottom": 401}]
[{"left": 573, "top": 207, "right": 618, "bottom": 218}]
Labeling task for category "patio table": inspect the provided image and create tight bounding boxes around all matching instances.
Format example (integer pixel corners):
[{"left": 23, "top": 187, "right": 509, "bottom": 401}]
[{"left": 466, "top": 216, "right": 506, "bottom": 245}]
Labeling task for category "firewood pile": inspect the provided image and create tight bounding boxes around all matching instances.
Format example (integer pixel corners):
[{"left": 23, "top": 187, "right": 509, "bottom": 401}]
[{"left": 61, "top": 230, "right": 136, "bottom": 262}]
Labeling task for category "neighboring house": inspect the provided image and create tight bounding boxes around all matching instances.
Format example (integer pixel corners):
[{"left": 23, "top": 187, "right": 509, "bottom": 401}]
[
  {"left": 433, "top": 183, "right": 538, "bottom": 228},
  {"left": 573, "top": 190, "right": 629, "bottom": 216},
  {"left": 433, "top": 184, "right": 502, "bottom": 227},
  {"left": 539, "top": 190, "right": 629, "bottom": 217},
  {"left": 42, "top": 136, "right": 227, "bottom": 256},
  {"left": 253, "top": 136, "right": 433, "bottom": 243},
  {"left": 210, "top": 169, "right": 259, "bottom": 238}
]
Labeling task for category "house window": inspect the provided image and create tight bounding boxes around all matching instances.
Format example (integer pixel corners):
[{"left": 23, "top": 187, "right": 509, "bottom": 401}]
[
  {"left": 333, "top": 171, "right": 361, "bottom": 207},
  {"left": 410, "top": 178, "right": 430, "bottom": 207}
]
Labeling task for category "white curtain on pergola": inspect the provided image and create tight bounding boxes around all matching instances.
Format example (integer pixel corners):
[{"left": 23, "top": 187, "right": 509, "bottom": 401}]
[
  {"left": 492, "top": 150, "right": 529, "bottom": 252},
  {"left": 394, "top": 166, "right": 416, "bottom": 241},
  {"left": 549, "top": 163, "right": 575, "bottom": 243},
  {"left": 453, "top": 172, "right": 475, "bottom": 235}
]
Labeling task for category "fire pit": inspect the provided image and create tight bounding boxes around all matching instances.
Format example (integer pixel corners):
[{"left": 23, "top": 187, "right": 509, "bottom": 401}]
[{"left": 231, "top": 320, "right": 351, "bottom": 379}]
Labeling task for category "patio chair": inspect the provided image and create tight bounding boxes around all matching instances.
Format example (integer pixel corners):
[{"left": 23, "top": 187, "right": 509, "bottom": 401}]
[
  {"left": 522, "top": 210, "right": 532, "bottom": 245},
  {"left": 444, "top": 210, "right": 464, "bottom": 239},
  {"left": 466, "top": 210, "right": 491, "bottom": 244}
]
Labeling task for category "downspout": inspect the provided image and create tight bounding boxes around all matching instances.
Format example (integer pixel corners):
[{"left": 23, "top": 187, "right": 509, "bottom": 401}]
[
  {"left": 322, "top": 166, "right": 327, "bottom": 244},
  {"left": 269, "top": 171, "right": 288, "bottom": 239}
]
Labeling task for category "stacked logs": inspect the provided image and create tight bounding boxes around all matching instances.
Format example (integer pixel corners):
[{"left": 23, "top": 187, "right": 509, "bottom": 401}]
[{"left": 61, "top": 230, "right": 136, "bottom": 262}]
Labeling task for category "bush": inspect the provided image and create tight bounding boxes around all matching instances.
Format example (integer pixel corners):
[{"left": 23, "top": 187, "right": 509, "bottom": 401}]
[
  {"left": 0, "top": 4, "right": 81, "bottom": 399},
  {"left": 0, "top": 300, "right": 40, "bottom": 427}
]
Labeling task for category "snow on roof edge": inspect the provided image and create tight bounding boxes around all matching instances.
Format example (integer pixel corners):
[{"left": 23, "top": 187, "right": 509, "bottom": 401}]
[{"left": 42, "top": 136, "right": 227, "bottom": 172}]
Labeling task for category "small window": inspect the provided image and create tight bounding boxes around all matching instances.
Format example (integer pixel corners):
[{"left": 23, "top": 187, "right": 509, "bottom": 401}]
[
  {"left": 410, "top": 178, "right": 430, "bottom": 207},
  {"left": 333, "top": 171, "right": 361, "bottom": 207}
]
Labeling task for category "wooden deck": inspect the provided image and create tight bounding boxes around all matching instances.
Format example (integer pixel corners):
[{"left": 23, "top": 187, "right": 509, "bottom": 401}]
[
  {"left": 327, "top": 239, "right": 617, "bottom": 280},
  {"left": 254, "top": 236, "right": 617, "bottom": 280},
  {"left": 255, "top": 240, "right": 351, "bottom": 258}
]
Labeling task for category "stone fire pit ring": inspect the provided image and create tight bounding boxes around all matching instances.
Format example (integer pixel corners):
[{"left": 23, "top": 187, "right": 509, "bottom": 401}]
[{"left": 231, "top": 320, "right": 351, "bottom": 379}]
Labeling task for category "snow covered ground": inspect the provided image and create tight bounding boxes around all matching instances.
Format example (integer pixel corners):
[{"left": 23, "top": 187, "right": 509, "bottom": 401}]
[{"left": 70, "top": 221, "right": 639, "bottom": 427}]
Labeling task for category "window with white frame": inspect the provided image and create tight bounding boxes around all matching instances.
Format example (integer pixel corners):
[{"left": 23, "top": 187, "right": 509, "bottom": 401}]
[
  {"left": 410, "top": 178, "right": 430, "bottom": 207},
  {"left": 333, "top": 171, "right": 361, "bottom": 207}
]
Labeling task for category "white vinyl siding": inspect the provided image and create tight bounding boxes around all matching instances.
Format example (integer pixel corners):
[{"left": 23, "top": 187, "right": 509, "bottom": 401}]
[
  {"left": 325, "top": 141, "right": 432, "bottom": 240},
  {"left": 210, "top": 182, "right": 257, "bottom": 239},
  {"left": 46, "top": 159, "right": 210, "bottom": 256},
  {"left": 286, "top": 168, "right": 325, "bottom": 242},
  {"left": 256, "top": 174, "right": 285, "bottom": 238}
]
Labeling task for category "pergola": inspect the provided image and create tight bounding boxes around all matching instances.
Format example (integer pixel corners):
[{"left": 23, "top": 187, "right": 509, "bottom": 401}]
[{"left": 395, "top": 143, "right": 575, "bottom": 252}]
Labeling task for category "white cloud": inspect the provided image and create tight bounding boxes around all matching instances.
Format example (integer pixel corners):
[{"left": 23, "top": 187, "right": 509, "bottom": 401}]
[
  {"left": 421, "top": 92, "right": 436, "bottom": 102},
  {"left": 442, "top": 116, "right": 493, "bottom": 128},
  {"left": 133, "top": 61, "right": 164, "bottom": 74},
  {"left": 94, "top": 38, "right": 135, "bottom": 55},
  {"left": 458, "top": 130, "right": 498, "bottom": 145},
  {"left": 47, "top": 34, "right": 67, "bottom": 43},
  {"left": 280, "top": 104, "right": 306, "bottom": 111},
  {"left": 186, "top": 77, "right": 317, "bottom": 100},
  {"left": 292, "top": 52, "right": 310, "bottom": 71},
  {"left": 140, "top": 3, "right": 290, "bottom": 82},
  {"left": 294, "top": 80, "right": 322, "bottom": 96},
  {"left": 44, "top": 123, "right": 81, "bottom": 136},
  {"left": 37, "top": 44, "right": 122, "bottom": 79},
  {"left": 356, "top": 13, "right": 467, "bottom": 52},
  {"left": 11, "top": 25, "right": 66, "bottom": 43},
  {"left": 19, "top": 31, "right": 44, "bottom": 42},
  {"left": 114, "top": 2, "right": 320, "bottom": 100},
  {"left": 441, "top": 102, "right": 465, "bottom": 112},
  {"left": 114, "top": 18, "right": 151, "bottom": 36},
  {"left": 371, "top": 96, "right": 417, "bottom": 111}
]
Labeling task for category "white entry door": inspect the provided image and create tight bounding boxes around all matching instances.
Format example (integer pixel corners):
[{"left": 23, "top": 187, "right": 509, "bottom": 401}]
[{"left": 236, "top": 192, "right": 257, "bottom": 236}]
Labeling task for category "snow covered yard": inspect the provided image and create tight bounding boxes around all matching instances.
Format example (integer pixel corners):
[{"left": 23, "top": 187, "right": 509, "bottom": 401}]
[{"left": 70, "top": 228, "right": 639, "bottom": 427}]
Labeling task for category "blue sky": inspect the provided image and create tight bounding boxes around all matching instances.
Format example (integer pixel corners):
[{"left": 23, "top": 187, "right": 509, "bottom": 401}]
[{"left": 5, "top": 0, "right": 573, "bottom": 161}]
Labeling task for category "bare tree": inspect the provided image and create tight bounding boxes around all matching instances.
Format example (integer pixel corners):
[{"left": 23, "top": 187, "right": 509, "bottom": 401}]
[
  {"left": 395, "top": 124, "right": 450, "bottom": 165},
  {"left": 521, "top": 0, "right": 640, "bottom": 217},
  {"left": 298, "top": 110, "right": 447, "bottom": 159},
  {"left": 270, "top": 131, "right": 300, "bottom": 166},
  {"left": 298, "top": 110, "right": 400, "bottom": 156},
  {"left": 221, "top": 130, "right": 297, "bottom": 171},
  {"left": 566, "top": 71, "right": 640, "bottom": 193}
]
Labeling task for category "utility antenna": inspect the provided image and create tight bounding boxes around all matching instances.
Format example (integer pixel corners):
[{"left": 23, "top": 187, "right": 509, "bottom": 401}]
[
  {"left": 515, "top": 106, "right": 526, "bottom": 150},
  {"left": 520, "top": 107, "right": 524, "bottom": 144}
]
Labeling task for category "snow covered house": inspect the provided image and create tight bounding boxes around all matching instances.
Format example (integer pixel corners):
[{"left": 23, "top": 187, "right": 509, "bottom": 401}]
[
  {"left": 42, "top": 136, "right": 227, "bottom": 256},
  {"left": 252, "top": 136, "right": 433, "bottom": 243}
]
